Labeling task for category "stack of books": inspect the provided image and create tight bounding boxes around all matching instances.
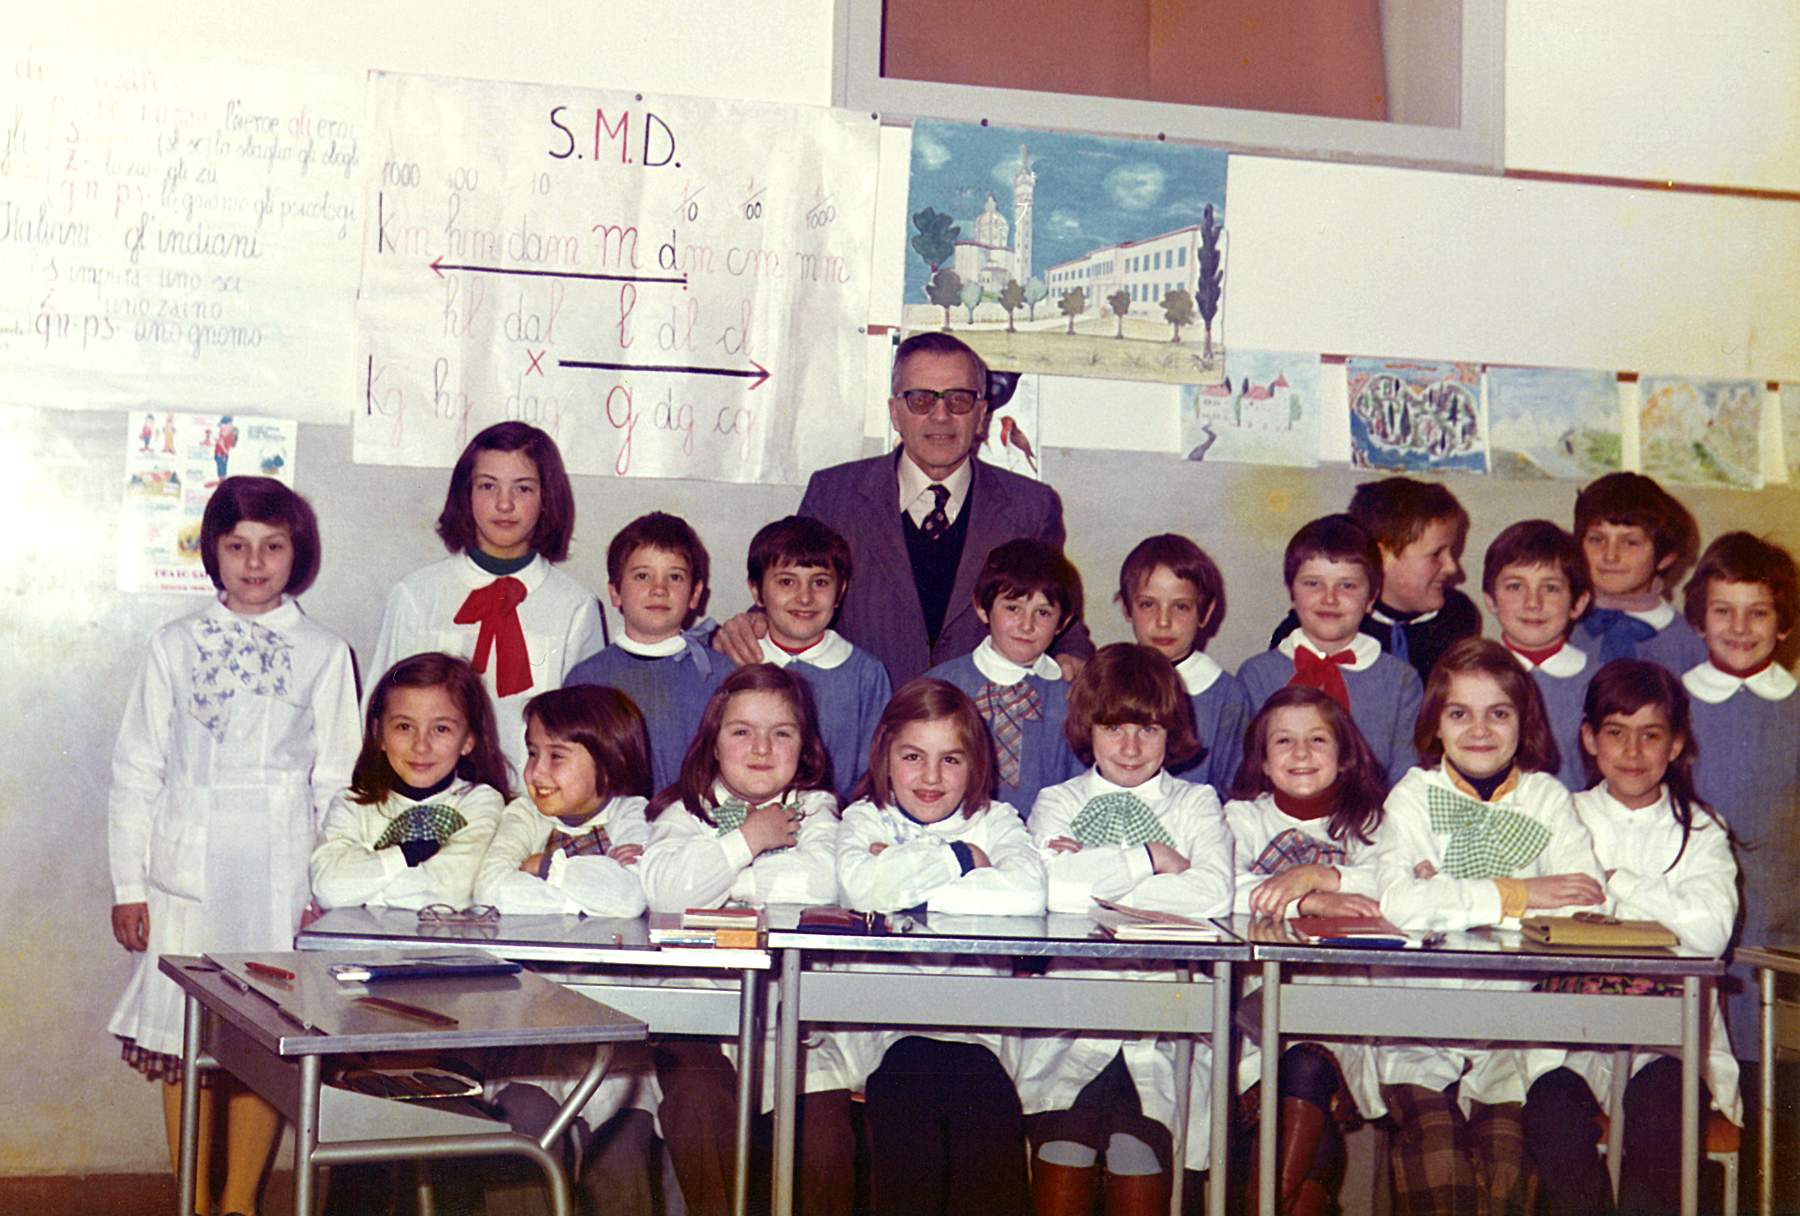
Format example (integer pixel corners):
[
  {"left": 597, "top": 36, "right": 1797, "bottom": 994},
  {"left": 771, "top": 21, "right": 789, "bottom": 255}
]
[
  {"left": 1090, "top": 898, "right": 1222, "bottom": 942},
  {"left": 649, "top": 906, "right": 763, "bottom": 948}
]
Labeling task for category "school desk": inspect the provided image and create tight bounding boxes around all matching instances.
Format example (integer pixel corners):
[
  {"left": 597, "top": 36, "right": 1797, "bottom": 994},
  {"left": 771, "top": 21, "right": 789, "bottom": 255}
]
[
  {"left": 1729, "top": 941, "right": 1800, "bottom": 1216},
  {"left": 1243, "top": 920, "right": 1728, "bottom": 1216},
  {"left": 159, "top": 950, "right": 645, "bottom": 1216},
  {"left": 296, "top": 906, "right": 772, "bottom": 1216},
  {"left": 762, "top": 906, "right": 1248, "bottom": 1216}
]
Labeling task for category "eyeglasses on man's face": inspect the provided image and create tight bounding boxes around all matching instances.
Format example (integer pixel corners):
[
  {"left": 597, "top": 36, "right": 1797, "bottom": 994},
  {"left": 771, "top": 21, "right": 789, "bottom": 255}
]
[{"left": 893, "top": 387, "right": 984, "bottom": 416}]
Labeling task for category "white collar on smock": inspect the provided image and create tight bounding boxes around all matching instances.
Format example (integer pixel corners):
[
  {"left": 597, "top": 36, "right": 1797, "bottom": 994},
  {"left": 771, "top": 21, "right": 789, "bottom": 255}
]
[
  {"left": 617, "top": 631, "right": 690, "bottom": 658},
  {"left": 1681, "top": 659, "right": 1797, "bottom": 705},
  {"left": 1174, "top": 649, "right": 1223, "bottom": 696},
  {"left": 758, "top": 629, "right": 853, "bottom": 671},
  {"left": 1508, "top": 641, "right": 1589, "bottom": 678},
  {"left": 1278, "top": 629, "right": 1380, "bottom": 672},
  {"left": 208, "top": 593, "right": 303, "bottom": 632},
  {"left": 971, "top": 635, "right": 1061, "bottom": 685}
]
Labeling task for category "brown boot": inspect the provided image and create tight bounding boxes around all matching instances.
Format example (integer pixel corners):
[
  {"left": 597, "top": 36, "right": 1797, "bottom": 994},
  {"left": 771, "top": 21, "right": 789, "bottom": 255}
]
[
  {"left": 1102, "top": 1169, "right": 1170, "bottom": 1216},
  {"left": 1276, "top": 1097, "right": 1328, "bottom": 1216},
  {"left": 1032, "top": 1158, "right": 1098, "bottom": 1216}
]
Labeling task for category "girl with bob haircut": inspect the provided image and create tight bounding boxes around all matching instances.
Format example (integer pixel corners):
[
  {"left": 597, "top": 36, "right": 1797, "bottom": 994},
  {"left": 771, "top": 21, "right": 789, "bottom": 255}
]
[
  {"left": 1061, "top": 641, "right": 1201, "bottom": 770},
  {"left": 371, "top": 421, "right": 604, "bottom": 779},
  {"left": 106, "top": 476, "right": 358, "bottom": 1216},
  {"left": 836, "top": 677, "right": 1046, "bottom": 1216},
  {"left": 1372, "top": 637, "right": 1606, "bottom": 1216},
  {"left": 638, "top": 663, "right": 846, "bottom": 1216}
]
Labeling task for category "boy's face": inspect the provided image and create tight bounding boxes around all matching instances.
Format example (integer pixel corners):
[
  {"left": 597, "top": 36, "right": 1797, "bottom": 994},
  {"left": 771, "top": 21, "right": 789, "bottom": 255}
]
[
  {"left": 1290, "top": 557, "right": 1375, "bottom": 650},
  {"left": 1581, "top": 521, "right": 1671, "bottom": 598},
  {"left": 977, "top": 589, "right": 1064, "bottom": 667},
  {"left": 1123, "top": 565, "right": 1213, "bottom": 662},
  {"left": 1485, "top": 561, "right": 1590, "bottom": 652},
  {"left": 1380, "top": 517, "right": 1461, "bottom": 614},
  {"left": 753, "top": 561, "right": 844, "bottom": 650},
  {"left": 609, "top": 545, "right": 704, "bottom": 643},
  {"left": 1699, "top": 578, "right": 1789, "bottom": 672}
]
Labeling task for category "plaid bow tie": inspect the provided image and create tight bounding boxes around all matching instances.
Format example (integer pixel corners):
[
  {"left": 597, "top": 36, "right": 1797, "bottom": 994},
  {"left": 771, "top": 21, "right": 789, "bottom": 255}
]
[
  {"left": 374, "top": 803, "right": 469, "bottom": 851},
  {"left": 974, "top": 680, "right": 1044, "bottom": 788},
  {"left": 713, "top": 798, "right": 797, "bottom": 853},
  {"left": 538, "top": 820, "right": 611, "bottom": 878},
  {"left": 1249, "top": 827, "right": 1348, "bottom": 876},
  {"left": 189, "top": 615, "right": 293, "bottom": 741},
  {"left": 1426, "top": 785, "right": 1550, "bottom": 879},
  {"left": 1066, "top": 790, "right": 1177, "bottom": 848}
]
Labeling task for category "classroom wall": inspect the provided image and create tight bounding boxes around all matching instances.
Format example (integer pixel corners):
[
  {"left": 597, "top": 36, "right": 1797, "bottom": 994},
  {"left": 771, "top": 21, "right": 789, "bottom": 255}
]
[{"left": 6, "top": 0, "right": 1797, "bottom": 1176}]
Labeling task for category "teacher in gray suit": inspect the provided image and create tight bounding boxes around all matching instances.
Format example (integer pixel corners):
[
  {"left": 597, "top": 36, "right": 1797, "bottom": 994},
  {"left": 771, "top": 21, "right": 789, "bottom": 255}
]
[{"left": 716, "top": 331, "right": 1091, "bottom": 686}]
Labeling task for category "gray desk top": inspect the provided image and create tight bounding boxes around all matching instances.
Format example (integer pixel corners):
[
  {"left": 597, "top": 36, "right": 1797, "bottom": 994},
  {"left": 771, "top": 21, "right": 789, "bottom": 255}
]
[
  {"left": 160, "top": 952, "right": 647, "bottom": 1056},
  {"left": 297, "top": 907, "right": 771, "bottom": 971},
  {"left": 762, "top": 905, "right": 1249, "bottom": 961}
]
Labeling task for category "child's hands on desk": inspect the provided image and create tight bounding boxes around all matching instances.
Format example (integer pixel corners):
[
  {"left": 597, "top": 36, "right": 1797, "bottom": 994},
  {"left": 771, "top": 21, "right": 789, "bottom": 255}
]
[
  {"left": 111, "top": 902, "right": 149, "bottom": 952},
  {"left": 1524, "top": 873, "right": 1605, "bottom": 909},
  {"left": 1046, "top": 836, "right": 1081, "bottom": 854},
  {"left": 1296, "top": 892, "right": 1382, "bottom": 918},
  {"left": 1250, "top": 863, "right": 1337, "bottom": 917}
]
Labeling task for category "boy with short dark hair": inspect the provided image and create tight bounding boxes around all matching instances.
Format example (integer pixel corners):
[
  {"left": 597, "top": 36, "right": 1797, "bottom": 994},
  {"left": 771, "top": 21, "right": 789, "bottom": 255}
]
[
  {"left": 1240, "top": 515, "right": 1423, "bottom": 788},
  {"left": 1117, "top": 533, "right": 1252, "bottom": 792},
  {"left": 745, "top": 515, "right": 891, "bottom": 801},
  {"left": 1571, "top": 471, "right": 1706, "bottom": 672},
  {"left": 565, "top": 512, "right": 732, "bottom": 794},
  {"left": 1482, "top": 520, "right": 1594, "bottom": 791},
  {"left": 924, "top": 538, "right": 1086, "bottom": 818}
]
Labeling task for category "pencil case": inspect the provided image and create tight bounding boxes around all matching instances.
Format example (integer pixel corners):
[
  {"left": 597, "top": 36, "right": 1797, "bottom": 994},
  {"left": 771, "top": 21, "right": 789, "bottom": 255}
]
[{"left": 1520, "top": 913, "right": 1678, "bottom": 948}]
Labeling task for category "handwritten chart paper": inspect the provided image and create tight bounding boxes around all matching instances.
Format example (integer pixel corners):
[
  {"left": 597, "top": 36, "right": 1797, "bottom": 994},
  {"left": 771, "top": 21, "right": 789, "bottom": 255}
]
[
  {"left": 0, "top": 49, "right": 366, "bottom": 422},
  {"left": 354, "top": 72, "right": 880, "bottom": 484}
]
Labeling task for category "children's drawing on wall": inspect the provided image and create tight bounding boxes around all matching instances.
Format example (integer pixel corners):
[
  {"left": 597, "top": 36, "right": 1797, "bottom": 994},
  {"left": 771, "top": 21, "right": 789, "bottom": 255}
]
[
  {"left": 1637, "top": 375, "right": 1763, "bottom": 490},
  {"left": 119, "top": 414, "right": 298, "bottom": 594},
  {"left": 1345, "top": 358, "right": 1485, "bottom": 474},
  {"left": 1179, "top": 350, "right": 1319, "bottom": 467},
  {"left": 1485, "top": 366, "right": 1621, "bottom": 480},
  {"left": 901, "top": 119, "right": 1227, "bottom": 385},
  {"left": 1779, "top": 382, "right": 1800, "bottom": 484}
]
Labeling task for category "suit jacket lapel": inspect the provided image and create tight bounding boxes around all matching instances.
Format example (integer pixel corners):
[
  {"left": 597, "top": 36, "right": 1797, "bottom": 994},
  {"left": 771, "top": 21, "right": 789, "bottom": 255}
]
[{"left": 855, "top": 451, "right": 928, "bottom": 623}]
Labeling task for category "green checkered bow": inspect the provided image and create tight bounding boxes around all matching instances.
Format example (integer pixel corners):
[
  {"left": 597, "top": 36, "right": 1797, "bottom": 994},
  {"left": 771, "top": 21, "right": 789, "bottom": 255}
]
[
  {"left": 373, "top": 803, "right": 469, "bottom": 850},
  {"left": 1066, "top": 791, "right": 1177, "bottom": 849},
  {"left": 1425, "top": 785, "right": 1550, "bottom": 879}
]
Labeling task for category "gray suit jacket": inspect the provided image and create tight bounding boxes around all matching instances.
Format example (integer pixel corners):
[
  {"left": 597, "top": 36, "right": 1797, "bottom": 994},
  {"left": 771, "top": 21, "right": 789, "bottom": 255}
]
[{"left": 798, "top": 452, "right": 1093, "bottom": 687}]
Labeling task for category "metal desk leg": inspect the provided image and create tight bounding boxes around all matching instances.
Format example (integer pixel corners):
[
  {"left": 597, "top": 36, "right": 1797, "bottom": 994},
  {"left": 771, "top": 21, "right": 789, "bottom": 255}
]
[
  {"left": 1681, "top": 976, "right": 1701, "bottom": 1216},
  {"left": 734, "top": 967, "right": 762, "bottom": 1216},
  {"left": 294, "top": 1053, "right": 321, "bottom": 1216},
  {"left": 772, "top": 949, "right": 802, "bottom": 1216},
  {"left": 1762, "top": 966, "right": 1776, "bottom": 1216},
  {"left": 1259, "top": 960, "right": 1280, "bottom": 1216},
  {"left": 1210, "top": 960, "right": 1232, "bottom": 1216},
  {"left": 177, "top": 993, "right": 203, "bottom": 1216},
  {"left": 1168, "top": 965, "right": 1195, "bottom": 1216}
]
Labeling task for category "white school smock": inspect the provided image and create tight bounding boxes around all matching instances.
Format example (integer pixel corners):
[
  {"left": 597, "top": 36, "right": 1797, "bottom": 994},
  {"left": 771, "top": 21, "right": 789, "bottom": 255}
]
[
  {"left": 310, "top": 780, "right": 506, "bottom": 910},
  {"left": 833, "top": 798, "right": 1047, "bottom": 1089},
  {"left": 106, "top": 596, "right": 360, "bottom": 1057},
  {"left": 370, "top": 553, "right": 605, "bottom": 778},
  {"left": 1544, "top": 785, "right": 1741, "bottom": 1124},
  {"left": 1016, "top": 768, "right": 1233, "bottom": 1169},
  {"left": 474, "top": 794, "right": 650, "bottom": 918},
  {"left": 1224, "top": 792, "right": 1385, "bottom": 1121},
  {"left": 1372, "top": 764, "right": 1605, "bottom": 1110}
]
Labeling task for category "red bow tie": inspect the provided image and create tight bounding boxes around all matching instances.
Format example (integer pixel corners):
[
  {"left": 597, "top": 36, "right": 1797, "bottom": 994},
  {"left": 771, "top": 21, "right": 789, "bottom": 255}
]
[
  {"left": 1289, "top": 646, "right": 1355, "bottom": 712},
  {"left": 454, "top": 576, "right": 532, "bottom": 697}
]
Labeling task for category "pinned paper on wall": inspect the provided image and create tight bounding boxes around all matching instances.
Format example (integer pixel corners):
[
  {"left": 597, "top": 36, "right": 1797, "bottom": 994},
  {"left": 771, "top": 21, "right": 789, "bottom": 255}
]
[
  {"left": 1345, "top": 358, "right": 1485, "bottom": 474},
  {"left": 353, "top": 71, "right": 880, "bottom": 485},
  {"left": 1637, "top": 374, "right": 1763, "bottom": 490},
  {"left": 0, "top": 48, "right": 366, "bottom": 423},
  {"left": 1780, "top": 383, "right": 1800, "bottom": 484},
  {"left": 1486, "top": 366, "right": 1621, "bottom": 480},
  {"left": 1180, "top": 350, "right": 1319, "bottom": 467},
  {"left": 118, "top": 412, "right": 297, "bottom": 594}
]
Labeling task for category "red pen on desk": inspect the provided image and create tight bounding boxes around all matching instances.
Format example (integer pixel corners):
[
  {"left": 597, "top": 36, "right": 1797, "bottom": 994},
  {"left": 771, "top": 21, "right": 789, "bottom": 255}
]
[{"left": 244, "top": 961, "right": 297, "bottom": 981}]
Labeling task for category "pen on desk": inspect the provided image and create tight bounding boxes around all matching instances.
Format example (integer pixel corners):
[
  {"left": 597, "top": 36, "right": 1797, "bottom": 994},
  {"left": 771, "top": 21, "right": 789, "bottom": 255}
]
[
  {"left": 218, "top": 966, "right": 317, "bottom": 1031},
  {"left": 1317, "top": 936, "right": 1410, "bottom": 949},
  {"left": 354, "top": 995, "right": 459, "bottom": 1027},
  {"left": 244, "top": 961, "right": 297, "bottom": 981}
]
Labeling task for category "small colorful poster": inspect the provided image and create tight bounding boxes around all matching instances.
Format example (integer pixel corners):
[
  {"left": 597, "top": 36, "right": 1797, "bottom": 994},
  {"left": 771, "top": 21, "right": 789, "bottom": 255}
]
[
  {"left": 1486, "top": 366, "right": 1621, "bottom": 480},
  {"left": 1180, "top": 350, "right": 1320, "bottom": 467},
  {"left": 1781, "top": 383, "right": 1800, "bottom": 484},
  {"left": 118, "top": 412, "right": 298, "bottom": 594},
  {"left": 1346, "top": 358, "right": 1485, "bottom": 474},
  {"left": 1637, "top": 375, "right": 1763, "bottom": 490}
]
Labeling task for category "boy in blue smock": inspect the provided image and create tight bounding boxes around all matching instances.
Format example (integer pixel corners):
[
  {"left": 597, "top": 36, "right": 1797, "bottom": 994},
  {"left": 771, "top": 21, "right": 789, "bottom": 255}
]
[
  {"left": 1239, "top": 514, "right": 1422, "bottom": 789},
  {"left": 1116, "top": 533, "right": 1251, "bottom": 793},
  {"left": 1571, "top": 471, "right": 1707, "bottom": 672},
  {"left": 565, "top": 512, "right": 732, "bottom": 795},
  {"left": 745, "top": 514, "right": 891, "bottom": 802},
  {"left": 925, "top": 538, "right": 1084, "bottom": 819},
  {"left": 1483, "top": 520, "right": 1595, "bottom": 792}
]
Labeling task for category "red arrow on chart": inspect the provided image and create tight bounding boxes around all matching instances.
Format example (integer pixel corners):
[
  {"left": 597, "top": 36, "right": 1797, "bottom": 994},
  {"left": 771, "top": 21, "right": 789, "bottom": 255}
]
[
  {"left": 559, "top": 357, "right": 771, "bottom": 391},
  {"left": 429, "top": 256, "right": 687, "bottom": 286}
]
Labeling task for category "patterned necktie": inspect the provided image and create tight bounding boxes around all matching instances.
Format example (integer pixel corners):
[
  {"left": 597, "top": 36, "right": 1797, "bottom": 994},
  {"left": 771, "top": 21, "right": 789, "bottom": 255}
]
[
  {"left": 974, "top": 680, "right": 1044, "bottom": 788},
  {"left": 713, "top": 798, "right": 797, "bottom": 853},
  {"left": 920, "top": 483, "right": 952, "bottom": 540},
  {"left": 539, "top": 821, "right": 611, "bottom": 878},
  {"left": 1249, "top": 827, "right": 1348, "bottom": 876},
  {"left": 374, "top": 803, "right": 469, "bottom": 850},
  {"left": 1066, "top": 790, "right": 1177, "bottom": 848},
  {"left": 1289, "top": 647, "right": 1356, "bottom": 712},
  {"left": 189, "top": 615, "right": 294, "bottom": 741},
  {"left": 454, "top": 576, "right": 533, "bottom": 697},
  {"left": 1425, "top": 785, "right": 1551, "bottom": 879},
  {"left": 1583, "top": 608, "right": 1658, "bottom": 664}
]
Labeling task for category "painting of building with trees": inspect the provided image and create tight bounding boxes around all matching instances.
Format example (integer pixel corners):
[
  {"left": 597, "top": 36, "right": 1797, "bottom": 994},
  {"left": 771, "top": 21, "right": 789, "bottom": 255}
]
[{"left": 902, "top": 119, "right": 1228, "bottom": 385}]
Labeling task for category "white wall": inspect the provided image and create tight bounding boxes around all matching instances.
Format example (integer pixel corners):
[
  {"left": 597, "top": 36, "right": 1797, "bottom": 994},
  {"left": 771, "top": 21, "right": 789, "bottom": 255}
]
[{"left": 5, "top": 0, "right": 1798, "bottom": 1176}]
